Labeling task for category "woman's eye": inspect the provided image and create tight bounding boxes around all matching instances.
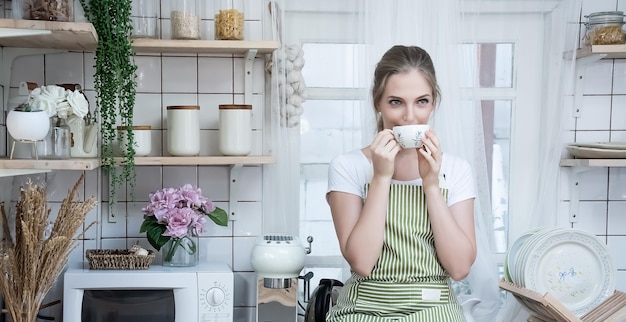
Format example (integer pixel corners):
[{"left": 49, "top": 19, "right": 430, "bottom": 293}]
[
  {"left": 418, "top": 98, "right": 429, "bottom": 105},
  {"left": 389, "top": 99, "right": 401, "bottom": 105}
]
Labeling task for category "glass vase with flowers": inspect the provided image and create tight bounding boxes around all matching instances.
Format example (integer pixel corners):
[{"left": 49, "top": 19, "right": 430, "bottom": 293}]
[
  {"left": 140, "top": 184, "right": 228, "bottom": 267},
  {"left": 26, "top": 84, "right": 93, "bottom": 159}
]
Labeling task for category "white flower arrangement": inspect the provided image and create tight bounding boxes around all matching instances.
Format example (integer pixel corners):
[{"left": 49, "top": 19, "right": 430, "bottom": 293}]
[{"left": 27, "top": 85, "right": 89, "bottom": 120}]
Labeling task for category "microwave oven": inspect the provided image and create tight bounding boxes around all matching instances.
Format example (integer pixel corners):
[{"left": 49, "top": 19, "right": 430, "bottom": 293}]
[{"left": 63, "top": 262, "right": 233, "bottom": 322}]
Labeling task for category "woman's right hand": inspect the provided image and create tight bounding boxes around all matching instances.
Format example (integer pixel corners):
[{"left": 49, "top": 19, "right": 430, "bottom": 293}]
[{"left": 369, "top": 129, "right": 400, "bottom": 178}]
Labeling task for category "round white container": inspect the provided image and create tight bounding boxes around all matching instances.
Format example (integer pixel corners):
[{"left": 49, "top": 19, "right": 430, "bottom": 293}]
[
  {"left": 6, "top": 109, "right": 50, "bottom": 141},
  {"left": 219, "top": 104, "right": 251, "bottom": 156},
  {"left": 117, "top": 125, "right": 152, "bottom": 157},
  {"left": 167, "top": 105, "right": 200, "bottom": 156}
]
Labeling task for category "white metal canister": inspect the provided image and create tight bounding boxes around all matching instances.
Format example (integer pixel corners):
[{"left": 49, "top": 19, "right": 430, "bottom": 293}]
[
  {"left": 167, "top": 105, "right": 200, "bottom": 156},
  {"left": 219, "top": 104, "right": 252, "bottom": 156}
]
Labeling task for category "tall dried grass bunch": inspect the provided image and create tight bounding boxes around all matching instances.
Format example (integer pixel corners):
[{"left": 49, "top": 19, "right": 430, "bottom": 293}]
[{"left": 0, "top": 174, "right": 96, "bottom": 322}]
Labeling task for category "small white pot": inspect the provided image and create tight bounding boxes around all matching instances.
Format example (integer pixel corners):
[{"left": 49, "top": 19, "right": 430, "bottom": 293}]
[{"left": 6, "top": 109, "right": 50, "bottom": 141}]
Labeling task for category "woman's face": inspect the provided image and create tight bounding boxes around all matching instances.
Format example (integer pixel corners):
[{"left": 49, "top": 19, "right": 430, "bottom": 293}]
[{"left": 377, "top": 69, "right": 434, "bottom": 130}]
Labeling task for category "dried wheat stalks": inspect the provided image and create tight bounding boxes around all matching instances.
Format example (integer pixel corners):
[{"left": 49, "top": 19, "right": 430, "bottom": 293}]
[{"left": 0, "top": 173, "right": 97, "bottom": 322}]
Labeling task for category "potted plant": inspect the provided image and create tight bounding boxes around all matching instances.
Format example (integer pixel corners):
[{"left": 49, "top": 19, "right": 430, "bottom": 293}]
[
  {"left": 6, "top": 103, "right": 50, "bottom": 142},
  {"left": 140, "top": 184, "right": 228, "bottom": 267},
  {"left": 79, "top": 0, "right": 138, "bottom": 202}
]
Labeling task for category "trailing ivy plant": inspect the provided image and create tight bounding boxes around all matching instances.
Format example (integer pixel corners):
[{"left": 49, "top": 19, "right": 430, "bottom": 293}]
[{"left": 79, "top": 0, "right": 138, "bottom": 204}]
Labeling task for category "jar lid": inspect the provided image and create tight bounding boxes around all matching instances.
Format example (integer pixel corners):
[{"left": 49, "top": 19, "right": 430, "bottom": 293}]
[
  {"left": 117, "top": 125, "right": 152, "bottom": 130},
  {"left": 219, "top": 104, "right": 252, "bottom": 110},
  {"left": 585, "top": 11, "right": 625, "bottom": 24},
  {"left": 167, "top": 105, "right": 200, "bottom": 110}
]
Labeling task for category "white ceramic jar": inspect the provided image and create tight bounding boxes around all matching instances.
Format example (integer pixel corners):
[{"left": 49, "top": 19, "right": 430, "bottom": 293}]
[
  {"left": 219, "top": 104, "right": 251, "bottom": 156},
  {"left": 167, "top": 105, "right": 200, "bottom": 156},
  {"left": 117, "top": 125, "right": 152, "bottom": 157}
]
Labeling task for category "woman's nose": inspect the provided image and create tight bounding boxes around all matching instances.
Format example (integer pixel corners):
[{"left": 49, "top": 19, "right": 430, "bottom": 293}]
[{"left": 403, "top": 106, "right": 417, "bottom": 122}]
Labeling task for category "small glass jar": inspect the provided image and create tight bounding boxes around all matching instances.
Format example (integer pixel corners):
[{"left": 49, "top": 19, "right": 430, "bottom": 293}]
[
  {"left": 167, "top": 106, "right": 200, "bottom": 156},
  {"left": 219, "top": 104, "right": 252, "bottom": 156},
  {"left": 170, "top": 0, "right": 201, "bottom": 40},
  {"left": 584, "top": 11, "right": 626, "bottom": 46},
  {"left": 51, "top": 116, "right": 71, "bottom": 159},
  {"left": 14, "top": 0, "right": 74, "bottom": 22},
  {"left": 131, "top": 0, "right": 159, "bottom": 39},
  {"left": 214, "top": 0, "right": 244, "bottom": 40}
]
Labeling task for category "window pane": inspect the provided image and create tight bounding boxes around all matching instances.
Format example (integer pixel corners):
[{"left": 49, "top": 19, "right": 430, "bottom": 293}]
[
  {"left": 482, "top": 99, "right": 512, "bottom": 254},
  {"left": 301, "top": 43, "right": 363, "bottom": 88},
  {"left": 460, "top": 43, "right": 513, "bottom": 88},
  {"left": 300, "top": 99, "right": 363, "bottom": 164}
]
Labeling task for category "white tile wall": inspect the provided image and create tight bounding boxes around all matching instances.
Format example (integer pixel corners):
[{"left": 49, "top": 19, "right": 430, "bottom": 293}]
[
  {"left": 563, "top": 0, "right": 626, "bottom": 295},
  {"left": 2, "top": 1, "right": 271, "bottom": 320}
]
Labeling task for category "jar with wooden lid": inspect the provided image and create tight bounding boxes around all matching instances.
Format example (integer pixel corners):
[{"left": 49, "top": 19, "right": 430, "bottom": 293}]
[
  {"left": 117, "top": 125, "right": 152, "bottom": 157},
  {"left": 214, "top": 0, "right": 244, "bottom": 40},
  {"left": 167, "top": 106, "right": 200, "bottom": 156},
  {"left": 219, "top": 104, "right": 251, "bottom": 156},
  {"left": 584, "top": 11, "right": 626, "bottom": 46},
  {"left": 170, "top": 0, "right": 201, "bottom": 40},
  {"left": 13, "top": 0, "right": 73, "bottom": 22}
]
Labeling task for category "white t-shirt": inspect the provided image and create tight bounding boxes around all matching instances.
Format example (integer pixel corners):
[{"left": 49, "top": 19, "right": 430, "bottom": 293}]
[{"left": 327, "top": 149, "right": 475, "bottom": 206}]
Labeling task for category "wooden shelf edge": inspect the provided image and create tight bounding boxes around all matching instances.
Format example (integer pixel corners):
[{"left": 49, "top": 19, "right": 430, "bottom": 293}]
[
  {"left": 132, "top": 39, "right": 280, "bottom": 54},
  {"left": 120, "top": 156, "right": 276, "bottom": 166},
  {"left": 0, "top": 18, "right": 98, "bottom": 51},
  {"left": 573, "top": 44, "right": 626, "bottom": 59},
  {"left": 0, "top": 158, "right": 100, "bottom": 170},
  {"left": 560, "top": 159, "right": 626, "bottom": 167}
]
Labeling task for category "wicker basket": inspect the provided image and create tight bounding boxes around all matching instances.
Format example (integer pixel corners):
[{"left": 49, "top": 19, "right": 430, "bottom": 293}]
[{"left": 86, "top": 249, "right": 155, "bottom": 270}]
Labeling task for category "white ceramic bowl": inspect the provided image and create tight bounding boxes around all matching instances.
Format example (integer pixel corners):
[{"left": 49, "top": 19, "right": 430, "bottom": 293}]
[
  {"left": 6, "top": 109, "right": 50, "bottom": 141},
  {"left": 392, "top": 124, "right": 429, "bottom": 148}
]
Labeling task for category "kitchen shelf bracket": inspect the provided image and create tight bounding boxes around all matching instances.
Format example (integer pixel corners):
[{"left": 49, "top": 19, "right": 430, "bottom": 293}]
[
  {"left": 567, "top": 166, "right": 594, "bottom": 223},
  {"left": 244, "top": 49, "right": 258, "bottom": 105},
  {"left": 572, "top": 54, "right": 605, "bottom": 118},
  {"left": 229, "top": 164, "right": 243, "bottom": 220}
]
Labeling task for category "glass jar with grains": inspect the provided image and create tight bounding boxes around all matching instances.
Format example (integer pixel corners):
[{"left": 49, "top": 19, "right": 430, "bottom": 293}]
[
  {"left": 584, "top": 11, "right": 626, "bottom": 46},
  {"left": 170, "top": 0, "right": 201, "bottom": 40},
  {"left": 13, "top": 0, "right": 74, "bottom": 22},
  {"left": 214, "top": 0, "right": 244, "bottom": 40}
]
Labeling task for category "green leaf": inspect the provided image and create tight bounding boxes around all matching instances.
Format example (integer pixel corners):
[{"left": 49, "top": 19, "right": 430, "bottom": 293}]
[
  {"left": 140, "top": 216, "right": 169, "bottom": 251},
  {"left": 207, "top": 207, "right": 229, "bottom": 226}
]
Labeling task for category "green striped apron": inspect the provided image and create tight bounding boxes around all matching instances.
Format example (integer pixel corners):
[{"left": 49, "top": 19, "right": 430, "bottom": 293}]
[{"left": 326, "top": 183, "right": 465, "bottom": 321}]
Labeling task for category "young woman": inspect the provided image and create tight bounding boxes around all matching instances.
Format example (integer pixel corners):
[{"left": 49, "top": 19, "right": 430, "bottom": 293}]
[{"left": 326, "top": 45, "right": 477, "bottom": 321}]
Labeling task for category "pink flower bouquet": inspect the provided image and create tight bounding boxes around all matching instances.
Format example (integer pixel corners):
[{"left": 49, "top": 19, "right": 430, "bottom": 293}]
[{"left": 140, "top": 184, "right": 228, "bottom": 262}]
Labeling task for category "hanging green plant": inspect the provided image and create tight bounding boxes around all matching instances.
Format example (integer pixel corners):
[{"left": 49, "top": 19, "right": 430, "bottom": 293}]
[{"left": 79, "top": 0, "right": 138, "bottom": 203}]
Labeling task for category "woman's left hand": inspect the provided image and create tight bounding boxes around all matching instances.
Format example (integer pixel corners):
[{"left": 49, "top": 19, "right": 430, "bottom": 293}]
[{"left": 418, "top": 129, "right": 442, "bottom": 188}]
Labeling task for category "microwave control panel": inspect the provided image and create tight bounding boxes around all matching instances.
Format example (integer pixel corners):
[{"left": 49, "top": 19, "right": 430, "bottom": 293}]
[{"left": 198, "top": 272, "right": 234, "bottom": 321}]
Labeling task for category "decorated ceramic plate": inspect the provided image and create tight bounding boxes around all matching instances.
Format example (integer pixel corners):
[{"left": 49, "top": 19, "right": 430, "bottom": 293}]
[
  {"left": 567, "top": 146, "right": 626, "bottom": 159},
  {"left": 523, "top": 229, "right": 615, "bottom": 317}
]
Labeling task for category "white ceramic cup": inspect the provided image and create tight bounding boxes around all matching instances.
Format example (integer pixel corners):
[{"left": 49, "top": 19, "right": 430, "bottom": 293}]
[{"left": 392, "top": 124, "right": 430, "bottom": 148}]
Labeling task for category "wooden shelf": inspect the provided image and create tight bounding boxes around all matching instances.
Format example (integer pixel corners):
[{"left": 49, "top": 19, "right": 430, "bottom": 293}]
[
  {"left": 0, "top": 19, "right": 98, "bottom": 51},
  {"left": 575, "top": 44, "right": 626, "bottom": 59},
  {"left": 560, "top": 159, "right": 626, "bottom": 167},
  {"left": 120, "top": 156, "right": 275, "bottom": 166},
  {"left": 0, "top": 158, "right": 100, "bottom": 170},
  {"left": 132, "top": 39, "right": 280, "bottom": 55}
]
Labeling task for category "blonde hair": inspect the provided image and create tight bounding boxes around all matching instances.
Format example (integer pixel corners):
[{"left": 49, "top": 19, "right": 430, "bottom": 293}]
[{"left": 372, "top": 45, "right": 441, "bottom": 131}]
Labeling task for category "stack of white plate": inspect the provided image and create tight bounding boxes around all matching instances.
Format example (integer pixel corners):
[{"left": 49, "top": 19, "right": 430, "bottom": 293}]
[
  {"left": 504, "top": 227, "right": 616, "bottom": 317},
  {"left": 567, "top": 142, "right": 626, "bottom": 158}
]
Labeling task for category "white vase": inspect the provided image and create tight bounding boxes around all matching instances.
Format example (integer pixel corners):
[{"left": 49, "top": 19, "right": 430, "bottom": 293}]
[{"left": 6, "top": 109, "right": 50, "bottom": 141}]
